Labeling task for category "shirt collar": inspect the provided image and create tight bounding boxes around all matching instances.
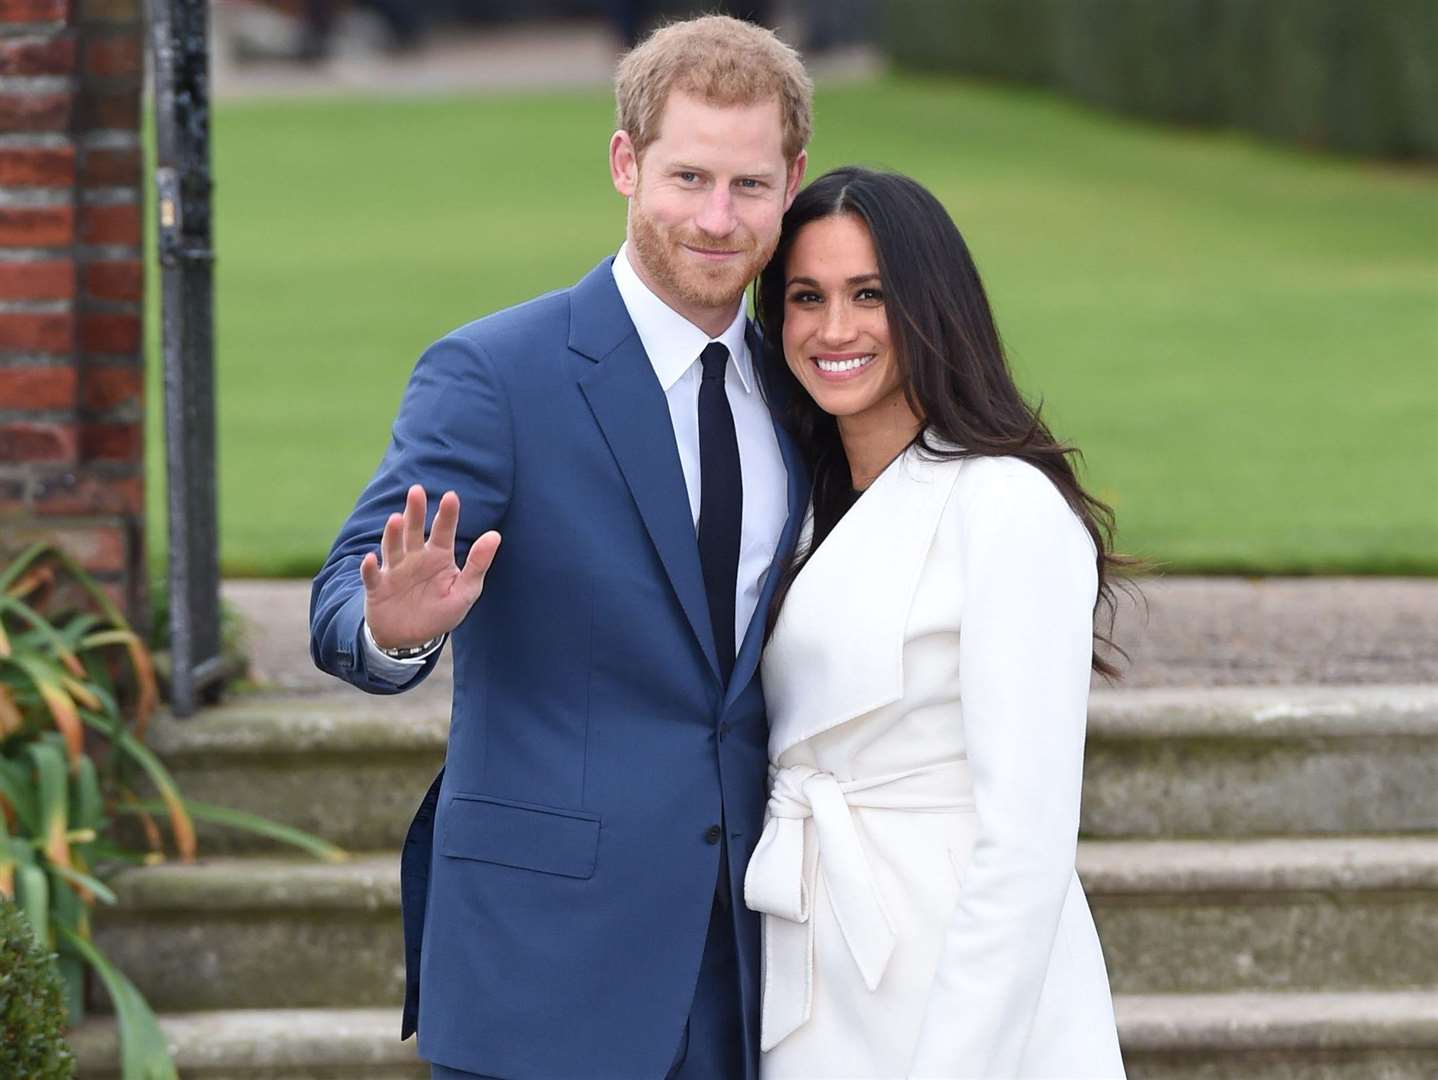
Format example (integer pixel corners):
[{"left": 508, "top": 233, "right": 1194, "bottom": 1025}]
[{"left": 612, "top": 244, "right": 755, "bottom": 394}]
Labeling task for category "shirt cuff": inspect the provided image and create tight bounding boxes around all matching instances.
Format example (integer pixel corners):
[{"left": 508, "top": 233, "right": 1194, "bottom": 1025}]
[{"left": 361, "top": 621, "right": 446, "bottom": 685}]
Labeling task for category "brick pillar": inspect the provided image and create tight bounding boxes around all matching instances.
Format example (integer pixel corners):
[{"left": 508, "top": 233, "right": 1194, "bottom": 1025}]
[{"left": 0, "top": 0, "right": 146, "bottom": 623}]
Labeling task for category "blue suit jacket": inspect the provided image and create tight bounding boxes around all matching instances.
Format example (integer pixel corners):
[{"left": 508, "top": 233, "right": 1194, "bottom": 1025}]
[{"left": 310, "top": 258, "right": 807, "bottom": 1079}]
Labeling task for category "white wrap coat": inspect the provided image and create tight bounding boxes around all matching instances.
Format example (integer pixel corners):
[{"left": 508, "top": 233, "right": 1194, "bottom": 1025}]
[{"left": 745, "top": 446, "right": 1126, "bottom": 1079}]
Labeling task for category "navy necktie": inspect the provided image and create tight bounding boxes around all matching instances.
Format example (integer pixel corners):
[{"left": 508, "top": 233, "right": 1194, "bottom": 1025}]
[{"left": 697, "top": 342, "right": 742, "bottom": 685}]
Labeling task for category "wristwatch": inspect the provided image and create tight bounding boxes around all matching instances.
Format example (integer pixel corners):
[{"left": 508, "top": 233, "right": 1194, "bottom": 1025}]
[
  {"left": 363, "top": 620, "right": 445, "bottom": 661},
  {"left": 378, "top": 635, "right": 444, "bottom": 660}
]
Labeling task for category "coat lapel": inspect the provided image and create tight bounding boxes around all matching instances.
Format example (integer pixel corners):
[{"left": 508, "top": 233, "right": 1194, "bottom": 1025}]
[
  {"left": 762, "top": 447, "right": 965, "bottom": 758},
  {"left": 572, "top": 260, "right": 721, "bottom": 682}
]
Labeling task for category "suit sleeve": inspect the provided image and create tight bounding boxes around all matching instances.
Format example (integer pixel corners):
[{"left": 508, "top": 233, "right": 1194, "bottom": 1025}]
[
  {"left": 908, "top": 461, "right": 1098, "bottom": 1078},
  {"left": 308, "top": 334, "right": 515, "bottom": 694}
]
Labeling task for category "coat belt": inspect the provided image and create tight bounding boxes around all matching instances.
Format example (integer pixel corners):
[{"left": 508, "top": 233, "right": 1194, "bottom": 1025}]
[{"left": 743, "top": 758, "right": 975, "bottom": 1052}]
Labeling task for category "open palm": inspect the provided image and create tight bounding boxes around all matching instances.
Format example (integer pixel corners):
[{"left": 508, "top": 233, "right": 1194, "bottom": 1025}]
[{"left": 361, "top": 485, "right": 501, "bottom": 649}]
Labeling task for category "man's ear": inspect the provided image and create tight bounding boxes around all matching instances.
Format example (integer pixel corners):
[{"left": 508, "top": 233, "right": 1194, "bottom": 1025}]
[
  {"left": 783, "top": 150, "right": 808, "bottom": 211},
  {"left": 610, "top": 131, "right": 639, "bottom": 198}
]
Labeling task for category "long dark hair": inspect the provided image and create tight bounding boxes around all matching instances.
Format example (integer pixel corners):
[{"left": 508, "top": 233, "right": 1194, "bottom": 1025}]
[{"left": 757, "top": 166, "right": 1133, "bottom": 679}]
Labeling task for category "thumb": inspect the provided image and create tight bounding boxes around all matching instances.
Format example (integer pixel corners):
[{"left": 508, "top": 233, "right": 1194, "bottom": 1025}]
[{"left": 458, "top": 531, "right": 502, "bottom": 592}]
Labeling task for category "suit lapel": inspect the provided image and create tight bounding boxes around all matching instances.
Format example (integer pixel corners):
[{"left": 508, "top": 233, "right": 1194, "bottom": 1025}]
[{"left": 572, "top": 260, "right": 721, "bottom": 683}]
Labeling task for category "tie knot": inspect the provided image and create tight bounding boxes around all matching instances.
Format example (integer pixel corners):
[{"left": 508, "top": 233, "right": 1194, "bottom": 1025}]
[{"left": 700, "top": 342, "right": 730, "bottom": 382}]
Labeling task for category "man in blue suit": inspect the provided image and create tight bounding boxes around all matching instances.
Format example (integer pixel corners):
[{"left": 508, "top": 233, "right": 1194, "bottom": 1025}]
[{"left": 309, "top": 16, "right": 811, "bottom": 1080}]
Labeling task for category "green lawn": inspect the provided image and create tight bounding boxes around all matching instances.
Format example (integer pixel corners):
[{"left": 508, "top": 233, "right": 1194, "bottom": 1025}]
[{"left": 145, "top": 75, "right": 1438, "bottom": 576}]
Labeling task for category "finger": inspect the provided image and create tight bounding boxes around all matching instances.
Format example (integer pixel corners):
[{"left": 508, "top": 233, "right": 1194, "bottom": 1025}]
[
  {"left": 360, "top": 550, "right": 381, "bottom": 592},
  {"left": 403, "top": 484, "right": 427, "bottom": 554},
  {"left": 380, "top": 512, "right": 404, "bottom": 569},
  {"left": 458, "top": 531, "right": 502, "bottom": 592},
  {"left": 428, "top": 490, "right": 461, "bottom": 561}
]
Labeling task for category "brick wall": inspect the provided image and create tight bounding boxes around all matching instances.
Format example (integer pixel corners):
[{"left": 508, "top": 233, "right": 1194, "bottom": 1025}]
[{"left": 0, "top": 0, "right": 145, "bottom": 622}]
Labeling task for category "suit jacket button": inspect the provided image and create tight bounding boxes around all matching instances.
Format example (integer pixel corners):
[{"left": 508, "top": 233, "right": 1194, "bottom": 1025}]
[{"left": 704, "top": 825, "right": 722, "bottom": 844}]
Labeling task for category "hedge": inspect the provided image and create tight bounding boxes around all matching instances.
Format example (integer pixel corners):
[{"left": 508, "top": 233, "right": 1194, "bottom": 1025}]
[{"left": 883, "top": 0, "right": 1438, "bottom": 158}]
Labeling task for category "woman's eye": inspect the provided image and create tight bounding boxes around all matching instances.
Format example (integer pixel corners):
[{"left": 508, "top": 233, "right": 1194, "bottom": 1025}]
[
  {"left": 787, "top": 291, "right": 821, "bottom": 304},
  {"left": 857, "top": 288, "right": 884, "bottom": 302}
]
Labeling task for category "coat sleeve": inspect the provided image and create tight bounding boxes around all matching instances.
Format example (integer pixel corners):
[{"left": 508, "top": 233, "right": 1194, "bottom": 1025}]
[
  {"left": 308, "top": 333, "right": 515, "bottom": 694},
  {"left": 908, "top": 459, "right": 1098, "bottom": 1078}
]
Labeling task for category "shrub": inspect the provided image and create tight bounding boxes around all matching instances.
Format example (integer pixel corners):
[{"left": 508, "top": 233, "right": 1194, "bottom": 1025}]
[
  {"left": 0, "top": 897, "right": 75, "bottom": 1080},
  {"left": 884, "top": 0, "right": 1438, "bottom": 158}
]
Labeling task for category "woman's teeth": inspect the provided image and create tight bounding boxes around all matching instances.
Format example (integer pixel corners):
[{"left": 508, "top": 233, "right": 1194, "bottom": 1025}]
[{"left": 816, "top": 355, "right": 875, "bottom": 374}]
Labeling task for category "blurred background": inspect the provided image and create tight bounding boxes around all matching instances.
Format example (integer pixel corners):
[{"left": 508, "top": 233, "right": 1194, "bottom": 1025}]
[{"left": 141, "top": 0, "right": 1436, "bottom": 582}]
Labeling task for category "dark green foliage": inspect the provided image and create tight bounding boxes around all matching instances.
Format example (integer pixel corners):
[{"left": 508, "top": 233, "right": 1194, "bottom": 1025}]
[
  {"left": 883, "top": 0, "right": 1438, "bottom": 158},
  {"left": 0, "top": 898, "right": 76, "bottom": 1080}
]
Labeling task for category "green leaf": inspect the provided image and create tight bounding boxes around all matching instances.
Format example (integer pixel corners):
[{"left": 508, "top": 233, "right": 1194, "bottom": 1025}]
[
  {"left": 0, "top": 594, "right": 85, "bottom": 676},
  {"left": 69, "top": 753, "right": 104, "bottom": 832},
  {"left": 25, "top": 738, "right": 71, "bottom": 870},
  {"left": 115, "top": 797, "right": 349, "bottom": 863},
  {"left": 26, "top": 738, "right": 70, "bottom": 867},
  {"left": 0, "top": 753, "right": 39, "bottom": 834},
  {"left": 79, "top": 711, "right": 195, "bottom": 859},
  {"left": 56, "top": 924, "right": 180, "bottom": 1080},
  {"left": 15, "top": 860, "right": 50, "bottom": 945},
  {"left": 48, "top": 859, "right": 118, "bottom": 905},
  {"left": 57, "top": 611, "right": 105, "bottom": 650},
  {"left": 4, "top": 652, "right": 84, "bottom": 761}
]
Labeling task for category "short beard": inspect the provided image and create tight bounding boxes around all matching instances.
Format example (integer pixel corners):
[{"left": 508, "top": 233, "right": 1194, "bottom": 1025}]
[{"left": 629, "top": 195, "right": 777, "bottom": 316}]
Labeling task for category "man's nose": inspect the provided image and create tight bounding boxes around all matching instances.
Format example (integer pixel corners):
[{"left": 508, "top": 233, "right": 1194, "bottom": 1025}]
[{"left": 694, "top": 188, "right": 737, "bottom": 238}]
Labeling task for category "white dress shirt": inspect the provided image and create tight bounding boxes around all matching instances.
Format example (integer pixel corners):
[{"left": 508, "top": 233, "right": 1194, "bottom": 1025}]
[{"left": 364, "top": 245, "right": 789, "bottom": 684}]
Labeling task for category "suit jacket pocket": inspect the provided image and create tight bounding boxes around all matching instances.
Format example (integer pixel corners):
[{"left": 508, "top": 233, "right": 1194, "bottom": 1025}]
[{"left": 441, "top": 793, "right": 601, "bottom": 879}]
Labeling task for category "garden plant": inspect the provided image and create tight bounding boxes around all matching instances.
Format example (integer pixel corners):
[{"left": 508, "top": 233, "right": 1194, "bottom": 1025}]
[{"left": 0, "top": 542, "right": 344, "bottom": 1079}]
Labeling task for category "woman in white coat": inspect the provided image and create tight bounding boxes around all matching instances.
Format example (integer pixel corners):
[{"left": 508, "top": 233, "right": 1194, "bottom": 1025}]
[{"left": 744, "top": 167, "right": 1128, "bottom": 1080}]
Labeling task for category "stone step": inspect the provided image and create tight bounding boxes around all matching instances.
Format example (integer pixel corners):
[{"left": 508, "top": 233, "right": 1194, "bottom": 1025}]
[
  {"left": 1080, "top": 685, "right": 1438, "bottom": 838},
  {"left": 67, "top": 1007, "right": 425, "bottom": 1079},
  {"left": 91, "top": 836, "right": 1438, "bottom": 1011},
  {"left": 1116, "top": 990, "right": 1438, "bottom": 1079},
  {"left": 146, "top": 684, "right": 1438, "bottom": 854},
  {"left": 91, "top": 854, "right": 406, "bottom": 1011},
  {"left": 143, "top": 693, "right": 446, "bottom": 854},
  {"left": 66, "top": 993, "right": 1438, "bottom": 1080},
  {"left": 1080, "top": 836, "right": 1438, "bottom": 993}
]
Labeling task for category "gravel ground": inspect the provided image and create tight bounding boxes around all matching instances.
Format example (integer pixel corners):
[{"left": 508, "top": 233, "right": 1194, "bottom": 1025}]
[{"left": 226, "top": 575, "right": 1438, "bottom": 701}]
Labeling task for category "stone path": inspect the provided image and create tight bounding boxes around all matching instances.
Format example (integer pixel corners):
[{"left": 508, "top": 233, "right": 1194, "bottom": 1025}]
[
  {"left": 209, "top": 4, "right": 881, "bottom": 102},
  {"left": 225, "top": 574, "right": 1438, "bottom": 701}
]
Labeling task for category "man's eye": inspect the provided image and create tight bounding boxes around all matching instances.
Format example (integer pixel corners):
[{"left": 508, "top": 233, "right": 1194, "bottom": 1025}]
[
  {"left": 736, "top": 178, "right": 761, "bottom": 189},
  {"left": 678, "top": 172, "right": 700, "bottom": 183}
]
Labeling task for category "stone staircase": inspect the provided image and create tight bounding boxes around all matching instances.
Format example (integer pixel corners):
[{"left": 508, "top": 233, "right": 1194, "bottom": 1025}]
[{"left": 71, "top": 684, "right": 1438, "bottom": 1078}]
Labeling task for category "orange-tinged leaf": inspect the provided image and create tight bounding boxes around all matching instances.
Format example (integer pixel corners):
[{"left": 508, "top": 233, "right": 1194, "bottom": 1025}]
[
  {"left": 121, "top": 787, "right": 163, "bottom": 853},
  {"left": 126, "top": 637, "right": 158, "bottom": 736},
  {"left": 0, "top": 684, "right": 21, "bottom": 737},
  {"left": 45, "top": 813, "right": 72, "bottom": 871},
  {"left": 78, "top": 628, "right": 158, "bottom": 735},
  {"left": 59, "top": 674, "right": 102, "bottom": 712},
  {"left": 6, "top": 564, "right": 54, "bottom": 603},
  {"left": 8, "top": 655, "right": 84, "bottom": 763},
  {"left": 38, "top": 681, "right": 84, "bottom": 764},
  {"left": 159, "top": 786, "right": 197, "bottom": 862},
  {"left": 58, "top": 648, "right": 86, "bottom": 679},
  {"left": 0, "top": 616, "right": 9, "bottom": 658}
]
